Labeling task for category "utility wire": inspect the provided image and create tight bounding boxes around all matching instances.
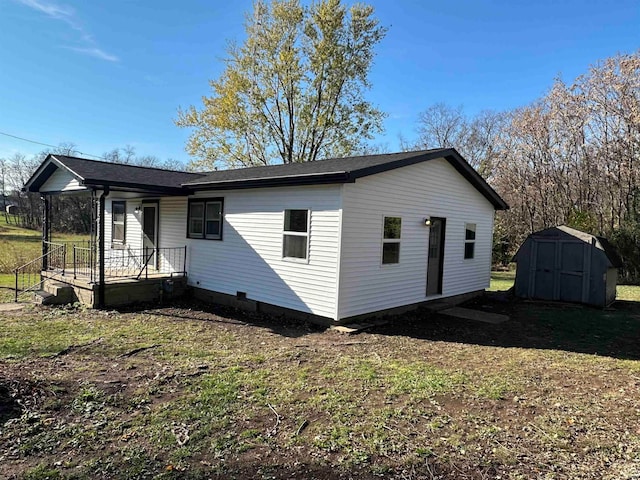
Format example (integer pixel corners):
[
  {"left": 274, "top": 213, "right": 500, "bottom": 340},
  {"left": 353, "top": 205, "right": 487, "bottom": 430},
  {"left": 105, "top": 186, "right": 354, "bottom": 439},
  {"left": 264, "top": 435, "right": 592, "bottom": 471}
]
[{"left": 0, "top": 130, "right": 106, "bottom": 160}]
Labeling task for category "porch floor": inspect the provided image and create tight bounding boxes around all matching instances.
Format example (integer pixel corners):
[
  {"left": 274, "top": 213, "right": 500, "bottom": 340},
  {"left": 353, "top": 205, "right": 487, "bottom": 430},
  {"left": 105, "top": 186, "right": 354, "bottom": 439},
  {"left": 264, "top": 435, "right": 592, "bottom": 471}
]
[{"left": 44, "top": 268, "right": 184, "bottom": 286}]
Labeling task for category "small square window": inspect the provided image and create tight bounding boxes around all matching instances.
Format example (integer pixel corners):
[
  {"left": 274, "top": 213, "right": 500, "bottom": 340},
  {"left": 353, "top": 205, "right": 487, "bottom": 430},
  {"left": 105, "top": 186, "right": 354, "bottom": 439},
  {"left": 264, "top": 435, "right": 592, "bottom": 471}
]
[
  {"left": 285, "top": 209, "right": 308, "bottom": 232},
  {"left": 382, "top": 242, "right": 400, "bottom": 264},
  {"left": 188, "top": 198, "right": 223, "bottom": 240},
  {"left": 464, "top": 242, "right": 475, "bottom": 259},
  {"left": 384, "top": 217, "right": 401, "bottom": 239},
  {"left": 465, "top": 224, "right": 476, "bottom": 241},
  {"left": 283, "top": 209, "right": 309, "bottom": 260}
]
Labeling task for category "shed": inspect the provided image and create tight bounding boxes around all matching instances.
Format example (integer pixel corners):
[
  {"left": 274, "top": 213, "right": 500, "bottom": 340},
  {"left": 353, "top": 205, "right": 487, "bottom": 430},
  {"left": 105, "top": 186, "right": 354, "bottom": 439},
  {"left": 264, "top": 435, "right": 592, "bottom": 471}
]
[{"left": 513, "top": 225, "right": 622, "bottom": 307}]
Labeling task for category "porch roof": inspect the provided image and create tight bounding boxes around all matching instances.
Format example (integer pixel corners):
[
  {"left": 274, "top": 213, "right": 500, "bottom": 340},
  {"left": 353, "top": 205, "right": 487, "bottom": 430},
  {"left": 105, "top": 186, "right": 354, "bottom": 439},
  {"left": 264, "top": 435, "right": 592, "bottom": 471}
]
[{"left": 24, "top": 154, "right": 207, "bottom": 195}]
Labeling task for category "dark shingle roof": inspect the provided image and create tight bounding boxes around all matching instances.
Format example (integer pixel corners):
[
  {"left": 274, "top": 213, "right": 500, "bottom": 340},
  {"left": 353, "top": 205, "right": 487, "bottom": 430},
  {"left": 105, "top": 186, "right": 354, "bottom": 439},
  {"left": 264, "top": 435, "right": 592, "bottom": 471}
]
[
  {"left": 186, "top": 149, "right": 450, "bottom": 185},
  {"left": 184, "top": 148, "right": 508, "bottom": 210},
  {"left": 25, "top": 155, "right": 206, "bottom": 194},
  {"left": 24, "top": 149, "right": 508, "bottom": 210}
]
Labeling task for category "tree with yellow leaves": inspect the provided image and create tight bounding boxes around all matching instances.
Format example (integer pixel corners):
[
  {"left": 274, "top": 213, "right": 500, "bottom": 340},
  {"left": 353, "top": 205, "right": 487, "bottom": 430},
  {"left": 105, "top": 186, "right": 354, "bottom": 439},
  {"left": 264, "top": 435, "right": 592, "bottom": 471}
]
[{"left": 177, "top": 0, "right": 386, "bottom": 170}]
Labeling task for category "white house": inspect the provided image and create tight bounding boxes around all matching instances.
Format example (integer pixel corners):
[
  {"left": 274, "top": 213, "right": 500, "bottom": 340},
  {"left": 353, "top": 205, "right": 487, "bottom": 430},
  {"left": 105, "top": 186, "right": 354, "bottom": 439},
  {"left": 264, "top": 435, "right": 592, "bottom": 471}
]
[{"left": 23, "top": 148, "right": 508, "bottom": 323}]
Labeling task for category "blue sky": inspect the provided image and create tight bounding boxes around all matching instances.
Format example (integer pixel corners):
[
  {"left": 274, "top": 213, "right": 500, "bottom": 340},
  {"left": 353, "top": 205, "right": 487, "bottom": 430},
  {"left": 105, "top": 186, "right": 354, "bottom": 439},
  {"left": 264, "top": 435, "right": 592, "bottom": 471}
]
[{"left": 1, "top": 0, "right": 638, "bottom": 166}]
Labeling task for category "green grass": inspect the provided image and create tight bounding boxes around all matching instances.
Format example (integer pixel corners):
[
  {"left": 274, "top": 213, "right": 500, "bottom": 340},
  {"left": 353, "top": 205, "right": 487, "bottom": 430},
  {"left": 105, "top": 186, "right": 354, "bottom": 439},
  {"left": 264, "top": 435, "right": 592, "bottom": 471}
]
[
  {"left": 488, "top": 270, "right": 516, "bottom": 291},
  {"left": 0, "top": 273, "right": 15, "bottom": 289},
  {"left": 1, "top": 303, "right": 640, "bottom": 478},
  {"left": 489, "top": 269, "right": 640, "bottom": 302},
  {"left": 617, "top": 284, "right": 640, "bottom": 302},
  {"left": 0, "top": 215, "right": 89, "bottom": 278}
]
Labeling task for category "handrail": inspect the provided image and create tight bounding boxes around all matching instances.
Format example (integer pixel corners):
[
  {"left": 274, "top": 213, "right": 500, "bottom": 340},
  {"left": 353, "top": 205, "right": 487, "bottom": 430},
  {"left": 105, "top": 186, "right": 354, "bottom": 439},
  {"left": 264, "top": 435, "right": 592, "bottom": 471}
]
[
  {"left": 14, "top": 243, "right": 187, "bottom": 302},
  {"left": 72, "top": 244, "right": 186, "bottom": 281},
  {"left": 14, "top": 242, "right": 66, "bottom": 302},
  {"left": 136, "top": 247, "right": 156, "bottom": 280}
]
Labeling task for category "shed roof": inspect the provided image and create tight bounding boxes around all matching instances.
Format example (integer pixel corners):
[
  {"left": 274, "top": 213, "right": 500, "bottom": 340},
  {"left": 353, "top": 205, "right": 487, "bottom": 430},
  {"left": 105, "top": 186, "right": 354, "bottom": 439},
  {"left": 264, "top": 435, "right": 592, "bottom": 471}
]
[
  {"left": 514, "top": 225, "right": 623, "bottom": 268},
  {"left": 184, "top": 148, "right": 508, "bottom": 210}
]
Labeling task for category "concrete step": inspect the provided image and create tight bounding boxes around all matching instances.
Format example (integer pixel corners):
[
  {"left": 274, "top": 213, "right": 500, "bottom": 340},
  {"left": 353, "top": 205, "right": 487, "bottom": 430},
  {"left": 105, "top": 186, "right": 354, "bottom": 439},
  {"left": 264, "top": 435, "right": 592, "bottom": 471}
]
[
  {"left": 34, "top": 290, "right": 55, "bottom": 305},
  {"left": 37, "top": 282, "right": 76, "bottom": 305},
  {"left": 43, "top": 282, "right": 76, "bottom": 304}
]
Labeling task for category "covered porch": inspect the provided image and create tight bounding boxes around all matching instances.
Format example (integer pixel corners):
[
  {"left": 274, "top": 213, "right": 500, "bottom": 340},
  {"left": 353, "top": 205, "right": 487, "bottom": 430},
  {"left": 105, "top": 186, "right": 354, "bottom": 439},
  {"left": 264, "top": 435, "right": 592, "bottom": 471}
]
[{"left": 19, "top": 154, "right": 204, "bottom": 307}]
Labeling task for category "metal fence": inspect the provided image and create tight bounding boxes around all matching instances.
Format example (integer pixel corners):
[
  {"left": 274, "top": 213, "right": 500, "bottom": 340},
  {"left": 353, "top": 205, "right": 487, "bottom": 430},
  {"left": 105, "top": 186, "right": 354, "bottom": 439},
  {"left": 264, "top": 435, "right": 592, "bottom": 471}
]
[
  {"left": 73, "top": 245, "right": 187, "bottom": 281},
  {"left": 14, "top": 241, "right": 66, "bottom": 301}
]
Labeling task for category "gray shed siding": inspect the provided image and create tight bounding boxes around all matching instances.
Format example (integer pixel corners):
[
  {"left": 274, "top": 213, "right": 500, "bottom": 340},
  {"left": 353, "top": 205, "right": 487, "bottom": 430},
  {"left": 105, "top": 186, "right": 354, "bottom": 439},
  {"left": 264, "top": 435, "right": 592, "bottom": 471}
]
[{"left": 514, "top": 226, "right": 619, "bottom": 307}]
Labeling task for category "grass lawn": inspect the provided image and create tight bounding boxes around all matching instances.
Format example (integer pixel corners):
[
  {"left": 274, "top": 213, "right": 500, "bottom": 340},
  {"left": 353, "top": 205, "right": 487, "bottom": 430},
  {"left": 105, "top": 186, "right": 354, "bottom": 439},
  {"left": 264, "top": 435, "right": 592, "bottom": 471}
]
[
  {"left": 0, "top": 216, "right": 89, "bottom": 286},
  {"left": 490, "top": 269, "right": 640, "bottom": 302},
  {"left": 1, "top": 299, "right": 640, "bottom": 479}
]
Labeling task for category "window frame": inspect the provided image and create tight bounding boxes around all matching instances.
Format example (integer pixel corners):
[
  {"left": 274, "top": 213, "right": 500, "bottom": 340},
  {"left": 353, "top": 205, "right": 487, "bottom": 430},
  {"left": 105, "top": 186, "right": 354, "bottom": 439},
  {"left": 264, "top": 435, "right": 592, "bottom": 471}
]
[
  {"left": 187, "top": 197, "right": 224, "bottom": 240},
  {"left": 282, "top": 209, "right": 310, "bottom": 262},
  {"left": 381, "top": 215, "right": 402, "bottom": 265},
  {"left": 464, "top": 223, "right": 476, "bottom": 260},
  {"left": 111, "top": 201, "right": 126, "bottom": 245}
]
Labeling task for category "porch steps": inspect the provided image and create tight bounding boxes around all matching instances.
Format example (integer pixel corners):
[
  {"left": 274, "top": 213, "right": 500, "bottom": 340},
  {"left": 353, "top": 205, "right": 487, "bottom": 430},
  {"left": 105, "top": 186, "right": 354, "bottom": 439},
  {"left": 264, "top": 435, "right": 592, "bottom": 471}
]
[
  {"left": 35, "top": 282, "right": 76, "bottom": 305},
  {"left": 33, "top": 290, "right": 55, "bottom": 305}
]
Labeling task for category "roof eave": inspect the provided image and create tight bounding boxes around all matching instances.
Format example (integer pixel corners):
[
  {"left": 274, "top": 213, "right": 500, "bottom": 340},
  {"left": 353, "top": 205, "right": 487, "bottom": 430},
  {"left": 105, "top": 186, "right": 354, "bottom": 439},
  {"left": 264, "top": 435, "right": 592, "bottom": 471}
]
[
  {"left": 185, "top": 171, "right": 352, "bottom": 190},
  {"left": 82, "top": 179, "right": 191, "bottom": 196},
  {"left": 443, "top": 152, "right": 509, "bottom": 211}
]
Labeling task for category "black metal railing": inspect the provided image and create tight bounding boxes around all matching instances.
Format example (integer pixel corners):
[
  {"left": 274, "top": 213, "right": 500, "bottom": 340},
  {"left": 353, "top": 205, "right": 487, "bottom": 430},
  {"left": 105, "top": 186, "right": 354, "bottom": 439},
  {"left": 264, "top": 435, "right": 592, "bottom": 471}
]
[
  {"left": 73, "top": 245, "right": 187, "bottom": 281},
  {"left": 73, "top": 245, "right": 96, "bottom": 282},
  {"left": 14, "top": 243, "right": 186, "bottom": 301},
  {"left": 14, "top": 242, "right": 66, "bottom": 301}
]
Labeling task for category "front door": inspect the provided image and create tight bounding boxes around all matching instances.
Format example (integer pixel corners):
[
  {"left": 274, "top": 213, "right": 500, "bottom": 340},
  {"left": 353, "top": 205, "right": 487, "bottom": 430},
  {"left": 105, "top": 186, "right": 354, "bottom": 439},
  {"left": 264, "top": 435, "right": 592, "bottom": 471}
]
[
  {"left": 426, "top": 217, "right": 446, "bottom": 296},
  {"left": 142, "top": 203, "right": 158, "bottom": 269}
]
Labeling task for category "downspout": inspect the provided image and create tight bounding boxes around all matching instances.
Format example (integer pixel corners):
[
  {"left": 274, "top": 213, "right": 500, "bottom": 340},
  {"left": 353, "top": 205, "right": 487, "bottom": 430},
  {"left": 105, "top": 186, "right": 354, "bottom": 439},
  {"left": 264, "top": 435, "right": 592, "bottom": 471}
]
[{"left": 98, "top": 187, "right": 109, "bottom": 308}]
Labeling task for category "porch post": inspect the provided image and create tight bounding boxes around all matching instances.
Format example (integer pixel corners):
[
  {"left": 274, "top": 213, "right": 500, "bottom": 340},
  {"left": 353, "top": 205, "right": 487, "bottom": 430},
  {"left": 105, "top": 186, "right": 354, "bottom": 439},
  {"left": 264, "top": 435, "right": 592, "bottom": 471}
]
[
  {"left": 98, "top": 187, "right": 109, "bottom": 307},
  {"left": 41, "top": 195, "right": 50, "bottom": 271}
]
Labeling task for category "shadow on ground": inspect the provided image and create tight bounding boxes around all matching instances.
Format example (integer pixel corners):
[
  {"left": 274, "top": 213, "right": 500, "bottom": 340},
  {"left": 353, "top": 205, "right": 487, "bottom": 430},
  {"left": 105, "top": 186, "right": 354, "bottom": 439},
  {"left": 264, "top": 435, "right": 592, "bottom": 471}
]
[
  {"left": 372, "top": 293, "right": 640, "bottom": 360},
  {"left": 119, "top": 298, "right": 328, "bottom": 339},
  {"left": 67, "top": 292, "right": 640, "bottom": 358},
  {"left": 0, "top": 382, "right": 23, "bottom": 425}
]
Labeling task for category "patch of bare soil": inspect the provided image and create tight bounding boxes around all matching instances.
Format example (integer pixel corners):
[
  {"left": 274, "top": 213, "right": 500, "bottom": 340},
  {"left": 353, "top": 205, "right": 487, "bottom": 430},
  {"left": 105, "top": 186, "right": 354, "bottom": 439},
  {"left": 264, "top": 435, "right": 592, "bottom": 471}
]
[{"left": 1, "top": 297, "right": 640, "bottom": 479}]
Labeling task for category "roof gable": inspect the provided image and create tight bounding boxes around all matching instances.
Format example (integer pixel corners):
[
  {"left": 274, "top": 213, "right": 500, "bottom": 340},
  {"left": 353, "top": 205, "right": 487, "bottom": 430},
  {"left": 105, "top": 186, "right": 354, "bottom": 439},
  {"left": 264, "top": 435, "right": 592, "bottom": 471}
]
[
  {"left": 24, "top": 155, "right": 206, "bottom": 195},
  {"left": 185, "top": 148, "right": 508, "bottom": 210}
]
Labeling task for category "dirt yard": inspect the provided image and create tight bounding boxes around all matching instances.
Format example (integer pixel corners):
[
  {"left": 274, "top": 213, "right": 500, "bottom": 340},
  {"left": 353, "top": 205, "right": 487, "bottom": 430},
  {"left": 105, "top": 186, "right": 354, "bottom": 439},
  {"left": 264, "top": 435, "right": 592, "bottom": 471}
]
[{"left": 1, "top": 295, "right": 640, "bottom": 479}]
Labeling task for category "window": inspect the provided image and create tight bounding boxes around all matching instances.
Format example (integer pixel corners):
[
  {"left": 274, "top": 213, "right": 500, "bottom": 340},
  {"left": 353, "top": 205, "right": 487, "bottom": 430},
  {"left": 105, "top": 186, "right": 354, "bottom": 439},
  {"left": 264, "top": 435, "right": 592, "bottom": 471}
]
[
  {"left": 283, "top": 209, "right": 309, "bottom": 260},
  {"left": 111, "top": 201, "right": 126, "bottom": 244},
  {"left": 382, "top": 216, "right": 401, "bottom": 264},
  {"left": 464, "top": 223, "right": 476, "bottom": 259},
  {"left": 188, "top": 198, "right": 223, "bottom": 240}
]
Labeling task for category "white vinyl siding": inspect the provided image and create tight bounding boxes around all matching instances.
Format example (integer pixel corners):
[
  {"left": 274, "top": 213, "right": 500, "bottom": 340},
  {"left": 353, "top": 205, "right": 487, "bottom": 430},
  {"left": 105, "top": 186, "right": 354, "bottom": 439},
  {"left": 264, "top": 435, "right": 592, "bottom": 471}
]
[
  {"left": 175, "top": 186, "right": 341, "bottom": 319},
  {"left": 39, "top": 168, "right": 86, "bottom": 192},
  {"left": 158, "top": 197, "right": 189, "bottom": 274},
  {"left": 337, "top": 158, "right": 495, "bottom": 319}
]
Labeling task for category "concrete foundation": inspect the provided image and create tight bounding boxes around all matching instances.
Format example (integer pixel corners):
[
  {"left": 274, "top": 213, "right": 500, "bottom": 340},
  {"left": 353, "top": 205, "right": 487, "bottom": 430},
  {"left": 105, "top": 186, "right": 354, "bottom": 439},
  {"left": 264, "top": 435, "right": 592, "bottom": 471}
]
[
  {"left": 191, "top": 286, "right": 484, "bottom": 326},
  {"left": 41, "top": 272, "right": 188, "bottom": 308}
]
